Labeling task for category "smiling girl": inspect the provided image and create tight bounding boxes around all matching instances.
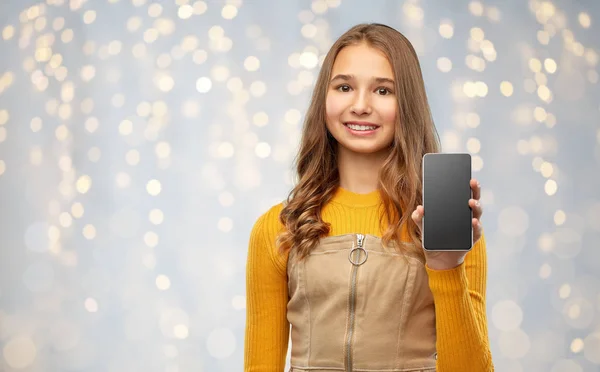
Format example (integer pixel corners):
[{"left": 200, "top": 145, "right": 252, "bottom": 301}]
[{"left": 245, "top": 23, "right": 493, "bottom": 372}]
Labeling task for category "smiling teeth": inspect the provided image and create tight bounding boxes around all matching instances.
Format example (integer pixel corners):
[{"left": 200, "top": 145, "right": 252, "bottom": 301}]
[{"left": 347, "top": 124, "right": 377, "bottom": 131}]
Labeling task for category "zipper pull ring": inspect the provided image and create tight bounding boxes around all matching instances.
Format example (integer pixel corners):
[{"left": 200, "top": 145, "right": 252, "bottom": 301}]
[{"left": 349, "top": 234, "right": 368, "bottom": 266}]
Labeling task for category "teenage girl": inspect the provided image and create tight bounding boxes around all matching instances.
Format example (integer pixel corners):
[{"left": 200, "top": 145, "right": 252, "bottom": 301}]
[{"left": 245, "top": 23, "right": 493, "bottom": 372}]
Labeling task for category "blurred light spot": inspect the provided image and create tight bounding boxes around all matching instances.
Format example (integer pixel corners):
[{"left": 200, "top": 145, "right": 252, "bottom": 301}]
[
  {"left": 466, "top": 113, "right": 480, "bottom": 128},
  {"left": 218, "top": 217, "right": 233, "bottom": 232},
  {"left": 3, "top": 336, "right": 37, "bottom": 369},
  {"left": 156, "top": 274, "right": 171, "bottom": 290},
  {"left": 571, "top": 338, "right": 584, "bottom": 353},
  {"left": 255, "top": 142, "right": 271, "bottom": 158},
  {"left": 492, "top": 300, "right": 523, "bottom": 331},
  {"left": 2, "top": 25, "right": 15, "bottom": 40},
  {"left": 148, "top": 3, "right": 162, "bottom": 17},
  {"left": 584, "top": 333, "right": 600, "bottom": 363},
  {"left": 498, "top": 329, "right": 530, "bottom": 358},
  {"left": 486, "top": 6, "right": 501, "bottom": 22},
  {"left": 116, "top": 172, "right": 131, "bottom": 188},
  {"left": 137, "top": 101, "right": 152, "bottom": 117},
  {"left": 312, "top": 0, "right": 328, "bottom": 14},
  {"left": 250, "top": 81, "right": 266, "bottom": 97},
  {"left": 85, "top": 117, "right": 99, "bottom": 133},
  {"left": 232, "top": 295, "right": 245, "bottom": 310},
  {"left": 144, "top": 231, "right": 159, "bottom": 248},
  {"left": 466, "top": 138, "right": 481, "bottom": 154},
  {"left": 285, "top": 109, "right": 302, "bottom": 126},
  {"left": 441, "top": 131, "right": 459, "bottom": 152},
  {"left": 196, "top": 77, "right": 212, "bottom": 93},
  {"left": 155, "top": 73, "right": 175, "bottom": 92},
  {"left": 299, "top": 52, "right": 318, "bottom": 69},
  {"left": 544, "top": 58, "right": 557, "bottom": 74},
  {"left": 540, "top": 263, "right": 552, "bottom": 279},
  {"left": 537, "top": 85, "right": 552, "bottom": 102},
  {"left": 217, "top": 142, "right": 234, "bottom": 158},
  {"left": 403, "top": 3, "right": 424, "bottom": 21},
  {"left": 498, "top": 206, "right": 529, "bottom": 236},
  {"left": 559, "top": 284, "right": 571, "bottom": 299},
  {"left": 178, "top": 4, "right": 194, "bottom": 19},
  {"left": 119, "top": 119, "right": 133, "bottom": 136},
  {"left": 174, "top": 325, "right": 189, "bottom": 339},
  {"left": 253, "top": 112, "right": 268, "bottom": 127},
  {"left": 578, "top": 12, "right": 591, "bottom": 28},
  {"left": 76, "top": 175, "right": 92, "bottom": 194},
  {"left": 206, "top": 328, "right": 236, "bottom": 359},
  {"left": 302, "top": 24, "right": 318, "bottom": 38},
  {"left": 193, "top": 1, "right": 207, "bottom": 15},
  {"left": 244, "top": 56, "right": 260, "bottom": 72},
  {"left": 554, "top": 210, "right": 566, "bottom": 225},
  {"left": 472, "top": 155, "right": 484, "bottom": 171},
  {"left": 126, "top": 149, "right": 140, "bottom": 165},
  {"left": 85, "top": 298, "right": 98, "bottom": 312},
  {"left": 149, "top": 209, "right": 164, "bottom": 225},
  {"left": 147, "top": 179, "right": 162, "bottom": 196},
  {"left": 71, "top": 202, "right": 84, "bottom": 218},
  {"left": 222, "top": 5, "right": 238, "bottom": 19},
  {"left": 83, "top": 224, "right": 96, "bottom": 240},
  {"left": 59, "top": 212, "right": 72, "bottom": 227},
  {"left": 538, "top": 232, "right": 554, "bottom": 252},
  {"left": 545, "top": 179, "right": 558, "bottom": 195},
  {"left": 155, "top": 142, "right": 171, "bottom": 159},
  {"left": 437, "top": 57, "right": 452, "bottom": 72},
  {"left": 564, "top": 298, "right": 594, "bottom": 329},
  {"left": 534, "top": 107, "right": 547, "bottom": 122},
  {"left": 500, "top": 81, "right": 513, "bottom": 97},
  {"left": 227, "top": 77, "right": 243, "bottom": 92},
  {"left": 470, "top": 27, "right": 484, "bottom": 41},
  {"left": 529, "top": 58, "right": 542, "bottom": 72},
  {"left": 537, "top": 30, "right": 550, "bottom": 45}
]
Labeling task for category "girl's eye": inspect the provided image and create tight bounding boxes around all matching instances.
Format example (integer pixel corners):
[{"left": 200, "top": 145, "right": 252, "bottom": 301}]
[
  {"left": 337, "top": 84, "right": 351, "bottom": 92},
  {"left": 377, "top": 87, "right": 392, "bottom": 95}
]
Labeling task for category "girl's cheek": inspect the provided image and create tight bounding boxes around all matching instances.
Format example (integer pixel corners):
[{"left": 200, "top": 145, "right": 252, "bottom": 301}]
[{"left": 326, "top": 94, "right": 345, "bottom": 117}]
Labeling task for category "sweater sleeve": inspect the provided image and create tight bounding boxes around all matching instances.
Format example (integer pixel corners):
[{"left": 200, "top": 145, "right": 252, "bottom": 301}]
[
  {"left": 244, "top": 209, "right": 290, "bottom": 371},
  {"left": 425, "top": 231, "right": 494, "bottom": 371}
]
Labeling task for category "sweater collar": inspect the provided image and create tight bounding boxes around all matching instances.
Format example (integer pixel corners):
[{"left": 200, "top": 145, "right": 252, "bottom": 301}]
[{"left": 331, "top": 186, "right": 382, "bottom": 207}]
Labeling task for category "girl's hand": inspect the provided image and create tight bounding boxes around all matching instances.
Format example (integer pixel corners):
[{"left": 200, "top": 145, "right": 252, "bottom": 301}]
[{"left": 412, "top": 178, "right": 483, "bottom": 270}]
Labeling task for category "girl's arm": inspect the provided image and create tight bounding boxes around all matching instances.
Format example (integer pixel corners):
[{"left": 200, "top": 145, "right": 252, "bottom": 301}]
[
  {"left": 244, "top": 212, "right": 290, "bottom": 371},
  {"left": 425, "top": 231, "right": 494, "bottom": 371}
]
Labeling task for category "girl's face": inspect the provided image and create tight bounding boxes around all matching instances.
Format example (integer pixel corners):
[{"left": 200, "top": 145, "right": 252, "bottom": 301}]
[{"left": 325, "top": 42, "right": 398, "bottom": 157}]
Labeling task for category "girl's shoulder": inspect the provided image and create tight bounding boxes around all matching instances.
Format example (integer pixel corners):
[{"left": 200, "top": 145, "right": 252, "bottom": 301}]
[{"left": 250, "top": 201, "right": 286, "bottom": 239}]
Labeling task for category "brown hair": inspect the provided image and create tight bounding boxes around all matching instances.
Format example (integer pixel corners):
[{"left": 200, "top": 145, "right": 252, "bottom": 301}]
[{"left": 277, "top": 23, "right": 441, "bottom": 259}]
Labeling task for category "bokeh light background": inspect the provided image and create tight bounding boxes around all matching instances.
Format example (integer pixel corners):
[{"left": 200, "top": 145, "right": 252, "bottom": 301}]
[{"left": 0, "top": 0, "right": 599, "bottom": 371}]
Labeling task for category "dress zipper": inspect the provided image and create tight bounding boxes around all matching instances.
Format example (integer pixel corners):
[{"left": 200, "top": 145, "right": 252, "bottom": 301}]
[{"left": 345, "top": 233, "right": 366, "bottom": 371}]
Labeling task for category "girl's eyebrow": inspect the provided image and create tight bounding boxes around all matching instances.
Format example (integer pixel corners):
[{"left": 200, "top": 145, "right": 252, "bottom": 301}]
[{"left": 330, "top": 74, "right": 395, "bottom": 85}]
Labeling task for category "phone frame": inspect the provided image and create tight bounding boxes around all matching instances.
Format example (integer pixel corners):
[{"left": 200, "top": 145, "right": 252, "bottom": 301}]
[{"left": 421, "top": 152, "right": 474, "bottom": 252}]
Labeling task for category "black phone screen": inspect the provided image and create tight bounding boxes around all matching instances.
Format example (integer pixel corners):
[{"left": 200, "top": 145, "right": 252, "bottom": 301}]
[{"left": 422, "top": 153, "right": 473, "bottom": 251}]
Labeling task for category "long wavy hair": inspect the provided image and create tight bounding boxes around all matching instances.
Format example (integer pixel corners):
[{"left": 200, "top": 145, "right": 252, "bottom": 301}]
[{"left": 277, "top": 23, "right": 441, "bottom": 260}]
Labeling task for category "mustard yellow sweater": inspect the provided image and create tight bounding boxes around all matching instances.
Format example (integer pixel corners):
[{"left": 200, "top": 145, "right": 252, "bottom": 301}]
[{"left": 245, "top": 187, "right": 493, "bottom": 371}]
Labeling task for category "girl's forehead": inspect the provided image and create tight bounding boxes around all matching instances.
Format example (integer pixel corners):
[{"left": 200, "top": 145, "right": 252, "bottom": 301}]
[{"left": 332, "top": 45, "right": 393, "bottom": 77}]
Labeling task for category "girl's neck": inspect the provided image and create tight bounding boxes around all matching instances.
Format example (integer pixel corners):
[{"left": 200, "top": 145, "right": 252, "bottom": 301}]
[{"left": 336, "top": 146, "right": 388, "bottom": 194}]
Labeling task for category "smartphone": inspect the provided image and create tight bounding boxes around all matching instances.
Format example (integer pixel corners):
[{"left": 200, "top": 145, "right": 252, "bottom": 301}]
[{"left": 422, "top": 153, "right": 473, "bottom": 251}]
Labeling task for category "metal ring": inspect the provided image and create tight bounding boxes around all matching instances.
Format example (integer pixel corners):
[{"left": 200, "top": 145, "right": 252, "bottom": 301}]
[{"left": 348, "top": 247, "right": 368, "bottom": 266}]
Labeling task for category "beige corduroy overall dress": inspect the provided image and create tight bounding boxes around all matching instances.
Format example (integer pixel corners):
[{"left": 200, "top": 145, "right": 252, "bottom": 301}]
[{"left": 286, "top": 233, "right": 437, "bottom": 372}]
